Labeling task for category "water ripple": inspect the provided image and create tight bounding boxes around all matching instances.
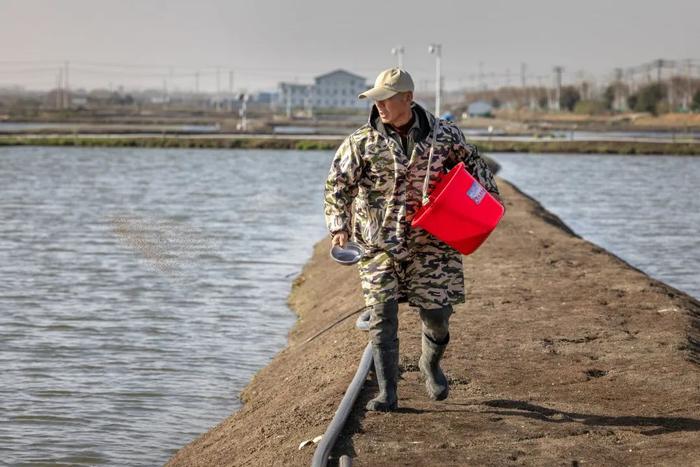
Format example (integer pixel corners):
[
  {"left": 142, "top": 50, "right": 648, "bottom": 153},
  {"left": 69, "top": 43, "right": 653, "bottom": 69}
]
[{"left": 0, "top": 147, "right": 331, "bottom": 466}]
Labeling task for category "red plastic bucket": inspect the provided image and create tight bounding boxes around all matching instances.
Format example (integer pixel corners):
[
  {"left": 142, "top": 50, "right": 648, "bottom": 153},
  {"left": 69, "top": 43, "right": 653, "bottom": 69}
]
[{"left": 411, "top": 162, "right": 504, "bottom": 255}]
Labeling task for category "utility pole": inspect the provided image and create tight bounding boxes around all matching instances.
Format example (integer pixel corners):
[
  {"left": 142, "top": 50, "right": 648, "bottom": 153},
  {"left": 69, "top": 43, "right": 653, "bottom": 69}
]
[
  {"left": 64, "top": 61, "right": 70, "bottom": 109},
  {"left": 391, "top": 46, "right": 405, "bottom": 68},
  {"left": 195, "top": 71, "right": 200, "bottom": 93},
  {"left": 168, "top": 67, "right": 173, "bottom": 104},
  {"left": 429, "top": 43, "right": 442, "bottom": 116},
  {"left": 552, "top": 66, "right": 563, "bottom": 111},
  {"left": 478, "top": 61, "right": 485, "bottom": 90},
  {"left": 239, "top": 94, "right": 248, "bottom": 131},
  {"left": 285, "top": 85, "right": 291, "bottom": 118},
  {"left": 686, "top": 59, "right": 693, "bottom": 111},
  {"left": 626, "top": 67, "right": 636, "bottom": 96},
  {"left": 228, "top": 70, "right": 235, "bottom": 112},
  {"left": 614, "top": 68, "right": 624, "bottom": 111},
  {"left": 216, "top": 67, "right": 222, "bottom": 111},
  {"left": 655, "top": 59, "right": 664, "bottom": 83},
  {"left": 56, "top": 68, "right": 63, "bottom": 109},
  {"left": 668, "top": 61, "right": 675, "bottom": 110},
  {"left": 537, "top": 76, "right": 544, "bottom": 110},
  {"left": 520, "top": 63, "right": 529, "bottom": 110},
  {"left": 577, "top": 70, "right": 589, "bottom": 100}
]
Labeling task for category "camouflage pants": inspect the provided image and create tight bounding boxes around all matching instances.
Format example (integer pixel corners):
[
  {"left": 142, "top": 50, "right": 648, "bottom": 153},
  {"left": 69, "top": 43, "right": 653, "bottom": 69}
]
[{"left": 357, "top": 249, "right": 465, "bottom": 310}]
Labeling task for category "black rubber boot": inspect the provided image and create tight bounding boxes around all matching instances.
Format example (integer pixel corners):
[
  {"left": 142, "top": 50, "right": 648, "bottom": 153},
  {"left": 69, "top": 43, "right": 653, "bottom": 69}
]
[
  {"left": 366, "top": 340, "right": 399, "bottom": 412},
  {"left": 366, "top": 300, "right": 399, "bottom": 412},
  {"left": 419, "top": 332, "right": 450, "bottom": 401}
]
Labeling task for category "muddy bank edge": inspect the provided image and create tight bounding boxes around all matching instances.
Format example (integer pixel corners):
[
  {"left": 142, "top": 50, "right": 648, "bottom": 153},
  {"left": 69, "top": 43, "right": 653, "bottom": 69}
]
[
  {"left": 166, "top": 178, "right": 700, "bottom": 466},
  {"left": 3, "top": 134, "right": 700, "bottom": 155}
]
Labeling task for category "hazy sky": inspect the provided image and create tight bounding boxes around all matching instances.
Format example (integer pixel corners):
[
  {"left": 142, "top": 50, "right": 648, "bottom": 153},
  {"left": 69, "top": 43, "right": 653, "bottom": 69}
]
[{"left": 1, "top": 0, "right": 698, "bottom": 93}]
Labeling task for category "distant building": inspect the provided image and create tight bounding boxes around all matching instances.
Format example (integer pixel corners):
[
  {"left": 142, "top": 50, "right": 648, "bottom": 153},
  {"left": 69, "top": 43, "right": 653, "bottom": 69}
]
[
  {"left": 149, "top": 95, "right": 170, "bottom": 105},
  {"left": 254, "top": 91, "right": 276, "bottom": 105},
  {"left": 278, "top": 82, "right": 313, "bottom": 112},
  {"left": 312, "top": 69, "right": 368, "bottom": 109},
  {"left": 466, "top": 100, "right": 493, "bottom": 117},
  {"left": 277, "top": 69, "right": 369, "bottom": 113},
  {"left": 71, "top": 93, "right": 88, "bottom": 108}
]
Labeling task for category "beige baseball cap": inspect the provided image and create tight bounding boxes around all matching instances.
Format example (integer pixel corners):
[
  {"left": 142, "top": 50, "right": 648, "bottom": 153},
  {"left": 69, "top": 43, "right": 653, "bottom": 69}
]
[{"left": 358, "top": 68, "right": 414, "bottom": 101}]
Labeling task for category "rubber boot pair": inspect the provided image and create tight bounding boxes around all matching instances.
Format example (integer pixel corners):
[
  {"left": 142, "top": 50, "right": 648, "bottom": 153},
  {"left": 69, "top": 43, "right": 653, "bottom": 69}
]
[
  {"left": 366, "top": 300, "right": 399, "bottom": 412},
  {"left": 419, "top": 306, "right": 452, "bottom": 401}
]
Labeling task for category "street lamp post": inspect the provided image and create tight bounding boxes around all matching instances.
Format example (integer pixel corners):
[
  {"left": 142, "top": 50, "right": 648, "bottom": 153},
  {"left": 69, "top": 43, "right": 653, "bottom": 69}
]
[
  {"left": 429, "top": 43, "right": 442, "bottom": 116},
  {"left": 391, "top": 46, "right": 405, "bottom": 69},
  {"left": 238, "top": 93, "right": 248, "bottom": 131}
]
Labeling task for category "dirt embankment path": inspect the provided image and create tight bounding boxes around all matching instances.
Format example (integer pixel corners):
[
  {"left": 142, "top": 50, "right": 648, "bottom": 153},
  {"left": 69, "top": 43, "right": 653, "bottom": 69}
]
[{"left": 166, "top": 179, "right": 700, "bottom": 467}]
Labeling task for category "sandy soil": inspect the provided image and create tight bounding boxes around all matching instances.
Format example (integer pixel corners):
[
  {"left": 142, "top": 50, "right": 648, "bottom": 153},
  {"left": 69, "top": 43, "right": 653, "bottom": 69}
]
[
  {"left": 166, "top": 179, "right": 700, "bottom": 467},
  {"left": 632, "top": 113, "right": 700, "bottom": 129}
]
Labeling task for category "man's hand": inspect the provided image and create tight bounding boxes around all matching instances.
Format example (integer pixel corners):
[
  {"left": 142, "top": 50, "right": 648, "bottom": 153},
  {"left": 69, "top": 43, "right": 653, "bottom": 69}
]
[{"left": 331, "top": 231, "right": 348, "bottom": 248}]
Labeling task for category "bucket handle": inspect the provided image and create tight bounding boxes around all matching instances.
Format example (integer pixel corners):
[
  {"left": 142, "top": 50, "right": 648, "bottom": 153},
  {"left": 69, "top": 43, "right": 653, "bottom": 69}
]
[{"left": 421, "top": 116, "right": 441, "bottom": 206}]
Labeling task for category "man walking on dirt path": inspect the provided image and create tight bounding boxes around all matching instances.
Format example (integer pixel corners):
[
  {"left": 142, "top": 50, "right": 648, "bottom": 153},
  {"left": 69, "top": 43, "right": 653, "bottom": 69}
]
[{"left": 324, "top": 68, "right": 501, "bottom": 412}]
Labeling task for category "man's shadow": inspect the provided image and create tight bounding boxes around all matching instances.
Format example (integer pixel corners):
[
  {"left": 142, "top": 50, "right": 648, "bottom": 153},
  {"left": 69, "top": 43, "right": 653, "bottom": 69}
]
[
  {"left": 482, "top": 399, "right": 700, "bottom": 436},
  {"left": 328, "top": 388, "right": 700, "bottom": 464}
]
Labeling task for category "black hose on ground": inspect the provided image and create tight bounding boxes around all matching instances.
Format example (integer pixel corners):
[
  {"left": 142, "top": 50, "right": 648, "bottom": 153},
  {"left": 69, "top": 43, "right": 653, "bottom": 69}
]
[
  {"left": 311, "top": 343, "right": 372, "bottom": 467},
  {"left": 311, "top": 311, "right": 372, "bottom": 467}
]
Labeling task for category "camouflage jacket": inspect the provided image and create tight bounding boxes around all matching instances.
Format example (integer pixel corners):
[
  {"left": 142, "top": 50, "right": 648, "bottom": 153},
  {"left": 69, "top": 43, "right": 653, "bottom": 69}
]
[{"left": 324, "top": 103, "right": 499, "bottom": 260}]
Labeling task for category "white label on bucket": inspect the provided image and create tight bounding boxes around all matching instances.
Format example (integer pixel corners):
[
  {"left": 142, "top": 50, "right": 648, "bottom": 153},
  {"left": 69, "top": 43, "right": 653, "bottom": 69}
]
[{"left": 467, "top": 181, "right": 486, "bottom": 205}]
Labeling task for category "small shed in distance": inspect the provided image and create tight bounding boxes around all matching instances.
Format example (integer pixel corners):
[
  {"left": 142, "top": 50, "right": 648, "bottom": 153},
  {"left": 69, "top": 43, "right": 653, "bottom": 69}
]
[{"left": 466, "top": 101, "right": 493, "bottom": 118}]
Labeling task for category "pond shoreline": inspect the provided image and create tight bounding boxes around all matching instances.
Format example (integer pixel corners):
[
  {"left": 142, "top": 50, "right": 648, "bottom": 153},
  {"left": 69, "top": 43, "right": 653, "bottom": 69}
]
[
  {"left": 166, "top": 178, "right": 700, "bottom": 466},
  {"left": 2, "top": 134, "right": 700, "bottom": 155}
]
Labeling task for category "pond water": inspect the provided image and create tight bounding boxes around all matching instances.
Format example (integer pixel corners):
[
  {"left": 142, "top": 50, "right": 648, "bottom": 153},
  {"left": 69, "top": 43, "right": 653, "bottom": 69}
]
[{"left": 0, "top": 147, "right": 330, "bottom": 465}]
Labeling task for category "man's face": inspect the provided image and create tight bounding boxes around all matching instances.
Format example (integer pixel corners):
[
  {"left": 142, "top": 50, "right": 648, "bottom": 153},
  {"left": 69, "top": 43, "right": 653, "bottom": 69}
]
[{"left": 375, "top": 92, "right": 412, "bottom": 126}]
